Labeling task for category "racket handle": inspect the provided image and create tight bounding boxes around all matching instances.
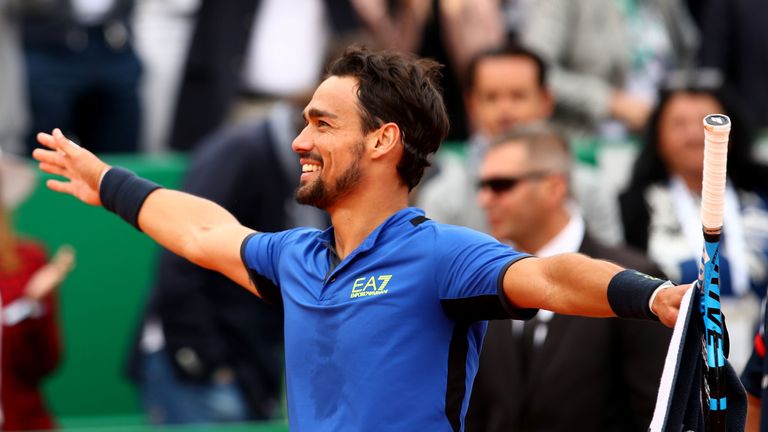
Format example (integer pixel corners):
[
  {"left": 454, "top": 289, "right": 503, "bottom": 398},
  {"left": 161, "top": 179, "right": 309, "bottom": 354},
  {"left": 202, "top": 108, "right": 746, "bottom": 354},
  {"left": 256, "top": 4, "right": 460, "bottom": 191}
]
[{"left": 702, "top": 114, "right": 730, "bottom": 232}]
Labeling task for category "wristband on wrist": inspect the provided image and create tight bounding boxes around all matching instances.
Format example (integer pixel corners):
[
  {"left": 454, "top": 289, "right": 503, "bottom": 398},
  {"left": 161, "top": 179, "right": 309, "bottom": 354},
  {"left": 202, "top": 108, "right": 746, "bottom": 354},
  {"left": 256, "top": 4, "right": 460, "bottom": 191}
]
[
  {"left": 607, "top": 269, "right": 669, "bottom": 321},
  {"left": 99, "top": 167, "right": 162, "bottom": 231},
  {"left": 648, "top": 280, "right": 676, "bottom": 316}
]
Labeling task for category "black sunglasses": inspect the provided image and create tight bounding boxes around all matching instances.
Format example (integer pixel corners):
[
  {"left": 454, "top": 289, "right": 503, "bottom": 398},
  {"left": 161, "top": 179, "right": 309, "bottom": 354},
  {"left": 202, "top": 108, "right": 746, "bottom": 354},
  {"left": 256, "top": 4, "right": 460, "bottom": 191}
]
[{"left": 477, "top": 171, "right": 550, "bottom": 193}]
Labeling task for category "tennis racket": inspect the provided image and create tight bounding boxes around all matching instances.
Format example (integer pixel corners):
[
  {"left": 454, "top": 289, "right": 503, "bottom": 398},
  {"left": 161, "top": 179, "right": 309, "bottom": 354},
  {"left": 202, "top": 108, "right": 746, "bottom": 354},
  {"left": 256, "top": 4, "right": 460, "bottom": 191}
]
[{"left": 700, "top": 113, "right": 730, "bottom": 431}]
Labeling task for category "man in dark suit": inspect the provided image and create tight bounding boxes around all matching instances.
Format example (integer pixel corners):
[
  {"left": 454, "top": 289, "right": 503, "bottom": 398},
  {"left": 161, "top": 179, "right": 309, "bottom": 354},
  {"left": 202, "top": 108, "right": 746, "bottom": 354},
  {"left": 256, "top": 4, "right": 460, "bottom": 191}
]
[{"left": 466, "top": 123, "right": 672, "bottom": 432}]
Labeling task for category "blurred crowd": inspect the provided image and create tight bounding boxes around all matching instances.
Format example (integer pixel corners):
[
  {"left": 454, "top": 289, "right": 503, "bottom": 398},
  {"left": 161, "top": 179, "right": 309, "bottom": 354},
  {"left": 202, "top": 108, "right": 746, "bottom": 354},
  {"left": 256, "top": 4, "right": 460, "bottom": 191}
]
[{"left": 3, "top": 0, "right": 768, "bottom": 430}]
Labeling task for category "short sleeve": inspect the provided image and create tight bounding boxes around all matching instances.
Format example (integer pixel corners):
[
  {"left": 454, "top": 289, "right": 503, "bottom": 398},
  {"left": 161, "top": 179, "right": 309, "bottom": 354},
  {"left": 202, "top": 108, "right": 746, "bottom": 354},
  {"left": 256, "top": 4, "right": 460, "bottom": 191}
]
[
  {"left": 434, "top": 225, "right": 537, "bottom": 321},
  {"left": 240, "top": 230, "right": 296, "bottom": 304}
]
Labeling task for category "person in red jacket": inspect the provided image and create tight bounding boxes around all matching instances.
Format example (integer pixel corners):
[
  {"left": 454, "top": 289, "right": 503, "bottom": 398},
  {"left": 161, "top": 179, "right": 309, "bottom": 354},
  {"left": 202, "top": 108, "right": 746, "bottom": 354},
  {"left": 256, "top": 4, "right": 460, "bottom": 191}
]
[{"left": 0, "top": 154, "right": 74, "bottom": 430}]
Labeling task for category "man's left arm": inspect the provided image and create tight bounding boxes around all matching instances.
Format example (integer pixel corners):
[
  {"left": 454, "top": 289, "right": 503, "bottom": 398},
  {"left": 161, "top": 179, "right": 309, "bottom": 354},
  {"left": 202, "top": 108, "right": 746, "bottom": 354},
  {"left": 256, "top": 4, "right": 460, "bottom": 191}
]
[{"left": 502, "top": 253, "right": 688, "bottom": 327}]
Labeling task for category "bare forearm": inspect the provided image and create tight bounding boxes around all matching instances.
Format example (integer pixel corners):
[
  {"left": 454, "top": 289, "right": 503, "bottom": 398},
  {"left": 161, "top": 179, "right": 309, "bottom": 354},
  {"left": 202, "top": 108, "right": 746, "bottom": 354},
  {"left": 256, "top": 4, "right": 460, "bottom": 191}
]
[
  {"left": 137, "top": 189, "right": 240, "bottom": 268},
  {"left": 504, "top": 253, "right": 686, "bottom": 327},
  {"left": 504, "top": 253, "right": 622, "bottom": 316}
]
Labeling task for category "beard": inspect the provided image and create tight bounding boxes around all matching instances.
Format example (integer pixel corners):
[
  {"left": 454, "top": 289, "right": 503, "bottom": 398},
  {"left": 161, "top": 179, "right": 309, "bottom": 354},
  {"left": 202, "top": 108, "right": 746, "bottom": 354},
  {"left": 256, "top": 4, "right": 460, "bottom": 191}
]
[{"left": 295, "top": 142, "right": 364, "bottom": 209}]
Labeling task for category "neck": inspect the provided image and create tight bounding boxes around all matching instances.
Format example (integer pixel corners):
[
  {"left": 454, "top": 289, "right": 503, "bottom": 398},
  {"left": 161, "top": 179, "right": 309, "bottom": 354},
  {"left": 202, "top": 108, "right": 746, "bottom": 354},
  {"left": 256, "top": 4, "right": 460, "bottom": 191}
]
[
  {"left": 327, "top": 179, "right": 409, "bottom": 260},
  {"left": 515, "top": 207, "right": 570, "bottom": 254},
  {"left": 678, "top": 172, "right": 703, "bottom": 194}
]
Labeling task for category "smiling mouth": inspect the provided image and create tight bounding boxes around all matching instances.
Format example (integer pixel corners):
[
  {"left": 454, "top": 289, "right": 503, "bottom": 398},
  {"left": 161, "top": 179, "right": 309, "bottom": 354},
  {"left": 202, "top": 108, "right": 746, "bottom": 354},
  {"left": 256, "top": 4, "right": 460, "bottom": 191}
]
[{"left": 302, "top": 164, "right": 321, "bottom": 173}]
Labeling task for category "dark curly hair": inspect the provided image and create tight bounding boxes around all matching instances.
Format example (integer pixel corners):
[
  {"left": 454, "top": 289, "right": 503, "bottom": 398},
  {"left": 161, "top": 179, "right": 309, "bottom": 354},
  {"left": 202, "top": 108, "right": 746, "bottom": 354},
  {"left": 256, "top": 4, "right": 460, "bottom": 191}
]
[{"left": 326, "top": 45, "right": 450, "bottom": 191}]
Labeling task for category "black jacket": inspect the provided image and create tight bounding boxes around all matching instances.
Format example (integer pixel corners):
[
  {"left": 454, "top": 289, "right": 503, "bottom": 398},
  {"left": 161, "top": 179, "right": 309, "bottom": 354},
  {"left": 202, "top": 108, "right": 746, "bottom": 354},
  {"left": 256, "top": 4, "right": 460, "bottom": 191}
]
[{"left": 466, "top": 234, "right": 672, "bottom": 432}]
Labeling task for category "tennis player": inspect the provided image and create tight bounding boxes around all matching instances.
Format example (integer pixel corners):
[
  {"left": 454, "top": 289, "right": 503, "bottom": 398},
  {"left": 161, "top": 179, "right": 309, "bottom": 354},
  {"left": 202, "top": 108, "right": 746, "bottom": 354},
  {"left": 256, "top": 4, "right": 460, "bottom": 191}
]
[{"left": 33, "top": 46, "right": 687, "bottom": 432}]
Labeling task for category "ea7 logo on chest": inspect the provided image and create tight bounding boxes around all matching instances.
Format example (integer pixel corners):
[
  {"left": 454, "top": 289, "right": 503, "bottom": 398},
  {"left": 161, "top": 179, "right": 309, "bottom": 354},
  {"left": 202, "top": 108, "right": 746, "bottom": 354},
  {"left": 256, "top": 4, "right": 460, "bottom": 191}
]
[{"left": 350, "top": 275, "right": 392, "bottom": 299}]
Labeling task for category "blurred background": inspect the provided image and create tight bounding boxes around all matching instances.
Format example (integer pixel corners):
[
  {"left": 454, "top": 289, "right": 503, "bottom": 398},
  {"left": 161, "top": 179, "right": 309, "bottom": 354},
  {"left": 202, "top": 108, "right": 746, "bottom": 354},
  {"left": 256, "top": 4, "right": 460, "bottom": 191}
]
[{"left": 3, "top": 0, "right": 768, "bottom": 430}]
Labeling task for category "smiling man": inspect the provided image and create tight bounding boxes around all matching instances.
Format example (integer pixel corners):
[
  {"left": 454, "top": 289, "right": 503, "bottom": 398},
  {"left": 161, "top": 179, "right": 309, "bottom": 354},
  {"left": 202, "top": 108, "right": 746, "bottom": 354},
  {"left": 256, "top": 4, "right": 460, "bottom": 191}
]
[{"left": 33, "top": 46, "right": 687, "bottom": 431}]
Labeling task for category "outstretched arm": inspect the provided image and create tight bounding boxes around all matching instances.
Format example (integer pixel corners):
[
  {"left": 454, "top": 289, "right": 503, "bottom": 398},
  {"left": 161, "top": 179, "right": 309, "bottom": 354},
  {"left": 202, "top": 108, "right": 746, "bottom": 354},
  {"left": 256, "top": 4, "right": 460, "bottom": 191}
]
[
  {"left": 33, "top": 129, "right": 258, "bottom": 294},
  {"left": 502, "top": 253, "right": 688, "bottom": 327}
]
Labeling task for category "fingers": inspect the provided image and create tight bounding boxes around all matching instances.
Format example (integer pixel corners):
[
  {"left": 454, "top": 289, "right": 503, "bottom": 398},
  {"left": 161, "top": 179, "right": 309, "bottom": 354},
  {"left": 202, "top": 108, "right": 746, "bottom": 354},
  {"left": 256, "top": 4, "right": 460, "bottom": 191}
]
[
  {"left": 36, "top": 132, "right": 57, "bottom": 150},
  {"left": 34, "top": 149, "right": 70, "bottom": 180},
  {"left": 46, "top": 179, "right": 75, "bottom": 195},
  {"left": 36, "top": 129, "right": 81, "bottom": 156},
  {"left": 38, "top": 162, "right": 67, "bottom": 177},
  {"left": 32, "top": 148, "right": 53, "bottom": 164}
]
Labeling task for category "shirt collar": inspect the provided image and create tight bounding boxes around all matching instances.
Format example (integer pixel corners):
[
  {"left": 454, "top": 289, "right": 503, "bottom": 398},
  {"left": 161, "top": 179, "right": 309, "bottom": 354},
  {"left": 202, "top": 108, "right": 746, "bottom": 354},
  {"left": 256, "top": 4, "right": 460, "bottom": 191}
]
[
  {"left": 317, "top": 207, "right": 425, "bottom": 253},
  {"left": 534, "top": 205, "right": 585, "bottom": 257}
]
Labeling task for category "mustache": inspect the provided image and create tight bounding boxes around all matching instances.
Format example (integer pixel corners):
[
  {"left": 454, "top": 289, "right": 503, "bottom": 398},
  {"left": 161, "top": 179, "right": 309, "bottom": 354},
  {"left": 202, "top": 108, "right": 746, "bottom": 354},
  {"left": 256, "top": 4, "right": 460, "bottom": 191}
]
[{"left": 298, "top": 152, "right": 323, "bottom": 164}]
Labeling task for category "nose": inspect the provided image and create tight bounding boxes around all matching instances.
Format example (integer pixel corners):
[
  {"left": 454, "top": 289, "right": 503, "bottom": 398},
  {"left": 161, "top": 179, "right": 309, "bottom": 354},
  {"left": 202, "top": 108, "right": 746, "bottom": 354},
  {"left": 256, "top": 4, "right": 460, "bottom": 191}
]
[{"left": 291, "top": 126, "right": 312, "bottom": 153}]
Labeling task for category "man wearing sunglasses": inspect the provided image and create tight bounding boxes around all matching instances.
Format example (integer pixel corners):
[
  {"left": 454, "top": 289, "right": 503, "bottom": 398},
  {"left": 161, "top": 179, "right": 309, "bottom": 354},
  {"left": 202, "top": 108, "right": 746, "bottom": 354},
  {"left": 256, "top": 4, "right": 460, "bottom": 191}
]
[
  {"left": 467, "top": 123, "right": 672, "bottom": 432},
  {"left": 417, "top": 42, "right": 622, "bottom": 247}
]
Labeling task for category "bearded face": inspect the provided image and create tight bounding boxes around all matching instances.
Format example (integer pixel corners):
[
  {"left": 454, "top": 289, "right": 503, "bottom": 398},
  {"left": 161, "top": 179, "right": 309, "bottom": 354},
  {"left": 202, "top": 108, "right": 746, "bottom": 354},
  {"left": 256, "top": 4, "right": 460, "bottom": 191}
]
[{"left": 295, "top": 140, "right": 365, "bottom": 209}]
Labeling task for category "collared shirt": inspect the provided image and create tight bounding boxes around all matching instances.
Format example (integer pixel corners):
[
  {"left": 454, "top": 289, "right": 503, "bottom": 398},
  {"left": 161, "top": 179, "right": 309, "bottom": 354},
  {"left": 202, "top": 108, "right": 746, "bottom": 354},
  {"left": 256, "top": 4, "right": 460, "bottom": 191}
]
[
  {"left": 534, "top": 208, "right": 585, "bottom": 258},
  {"left": 242, "top": 207, "right": 533, "bottom": 431},
  {"left": 525, "top": 210, "right": 585, "bottom": 343}
]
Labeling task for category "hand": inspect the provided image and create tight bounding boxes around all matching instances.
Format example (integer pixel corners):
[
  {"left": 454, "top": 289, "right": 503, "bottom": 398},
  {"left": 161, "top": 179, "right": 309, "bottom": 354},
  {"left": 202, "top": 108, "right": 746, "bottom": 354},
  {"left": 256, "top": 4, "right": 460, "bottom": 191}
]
[
  {"left": 651, "top": 283, "right": 690, "bottom": 328},
  {"left": 25, "top": 244, "right": 76, "bottom": 301},
  {"left": 32, "top": 128, "right": 111, "bottom": 206}
]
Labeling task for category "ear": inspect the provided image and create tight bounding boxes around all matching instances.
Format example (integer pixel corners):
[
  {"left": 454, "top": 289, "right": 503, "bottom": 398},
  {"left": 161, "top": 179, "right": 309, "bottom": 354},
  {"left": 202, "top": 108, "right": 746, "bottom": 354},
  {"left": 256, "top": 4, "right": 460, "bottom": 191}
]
[
  {"left": 541, "top": 88, "right": 556, "bottom": 118},
  {"left": 370, "top": 122, "right": 401, "bottom": 160},
  {"left": 542, "top": 174, "right": 568, "bottom": 209}
]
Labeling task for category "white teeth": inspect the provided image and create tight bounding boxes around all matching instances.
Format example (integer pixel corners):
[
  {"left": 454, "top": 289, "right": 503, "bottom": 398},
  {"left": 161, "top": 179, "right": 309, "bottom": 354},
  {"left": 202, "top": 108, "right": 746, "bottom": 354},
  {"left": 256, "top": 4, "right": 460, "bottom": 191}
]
[{"left": 302, "top": 164, "right": 320, "bottom": 173}]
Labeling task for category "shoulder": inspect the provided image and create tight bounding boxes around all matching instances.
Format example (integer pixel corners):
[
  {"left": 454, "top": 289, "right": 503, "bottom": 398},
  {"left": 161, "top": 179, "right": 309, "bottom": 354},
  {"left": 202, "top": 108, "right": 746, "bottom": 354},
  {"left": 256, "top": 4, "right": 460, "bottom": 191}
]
[{"left": 419, "top": 219, "right": 517, "bottom": 257}]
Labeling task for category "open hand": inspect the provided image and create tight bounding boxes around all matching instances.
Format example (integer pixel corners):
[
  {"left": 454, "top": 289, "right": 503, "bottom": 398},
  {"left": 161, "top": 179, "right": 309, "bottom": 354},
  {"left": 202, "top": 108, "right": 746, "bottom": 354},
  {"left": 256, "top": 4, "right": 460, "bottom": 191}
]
[{"left": 32, "top": 128, "right": 111, "bottom": 206}]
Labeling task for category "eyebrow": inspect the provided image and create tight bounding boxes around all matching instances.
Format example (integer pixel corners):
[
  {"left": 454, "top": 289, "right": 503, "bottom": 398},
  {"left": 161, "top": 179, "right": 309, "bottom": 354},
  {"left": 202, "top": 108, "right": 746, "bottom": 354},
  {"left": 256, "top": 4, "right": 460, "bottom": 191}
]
[{"left": 303, "top": 108, "right": 338, "bottom": 120}]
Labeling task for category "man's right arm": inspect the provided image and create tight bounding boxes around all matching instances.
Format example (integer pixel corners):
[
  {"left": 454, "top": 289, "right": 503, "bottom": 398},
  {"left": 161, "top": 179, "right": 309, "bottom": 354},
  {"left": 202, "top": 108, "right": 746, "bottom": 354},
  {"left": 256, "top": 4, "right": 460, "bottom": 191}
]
[
  {"left": 137, "top": 188, "right": 257, "bottom": 292},
  {"left": 33, "top": 129, "right": 259, "bottom": 296}
]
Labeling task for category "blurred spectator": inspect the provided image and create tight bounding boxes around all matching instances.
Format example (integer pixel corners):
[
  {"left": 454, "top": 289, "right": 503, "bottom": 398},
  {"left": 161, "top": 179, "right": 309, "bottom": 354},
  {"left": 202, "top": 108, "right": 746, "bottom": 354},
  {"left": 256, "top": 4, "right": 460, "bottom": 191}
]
[
  {"left": 619, "top": 70, "right": 768, "bottom": 371},
  {"left": 167, "top": 0, "right": 361, "bottom": 151},
  {"left": 16, "top": 0, "right": 142, "bottom": 154},
  {"left": 699, "top": 0, "right": 768, "bottom": 132},
  {"left": 352, "top": 0, "right": 505, "bottom": 141},
  {"left": 521, "top": 0, "right": 699, "bottom": 139},
  {"left": 0, "top": 154, "right": 74, "bottom": 430},
  {"left": 417, "top": 43, "right": 623, "bottom": 245},
  {"left": 132, "top": 0, "right": 200, "bottom": 153},
  {"left": 127, "top": 99, "right": 327, "bottom": 424},
  {"left": 466, "top": 124, "right": 670, "bottom": 432},
  {"left": 0, "top": 1, "right": 28, "bottom": 156}
]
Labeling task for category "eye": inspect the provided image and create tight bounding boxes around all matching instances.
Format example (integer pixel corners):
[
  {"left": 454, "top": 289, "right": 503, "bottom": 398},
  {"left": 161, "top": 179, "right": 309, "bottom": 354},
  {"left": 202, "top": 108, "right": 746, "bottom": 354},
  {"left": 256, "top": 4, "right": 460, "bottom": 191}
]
[{"left": 318, "top": 120, "right": 330, "bottom": 127}]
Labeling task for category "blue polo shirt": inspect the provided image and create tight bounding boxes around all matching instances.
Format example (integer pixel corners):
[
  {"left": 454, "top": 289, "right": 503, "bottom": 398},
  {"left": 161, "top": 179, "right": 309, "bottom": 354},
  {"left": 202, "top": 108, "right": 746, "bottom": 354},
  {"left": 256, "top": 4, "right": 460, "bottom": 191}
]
[{"left": 241, "top": 207, "right": 534, "bottom": 431}]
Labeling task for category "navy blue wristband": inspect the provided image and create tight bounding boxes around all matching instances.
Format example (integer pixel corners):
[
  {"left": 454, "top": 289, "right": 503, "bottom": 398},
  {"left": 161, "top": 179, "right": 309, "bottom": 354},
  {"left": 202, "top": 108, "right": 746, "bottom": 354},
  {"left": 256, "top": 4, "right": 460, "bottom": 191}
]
[
  {"left": 99, "top": 167, "right": 161, "bottom": 231},
  {"left": 607, "top": 269, "right": 667, "bottom": 321}
]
